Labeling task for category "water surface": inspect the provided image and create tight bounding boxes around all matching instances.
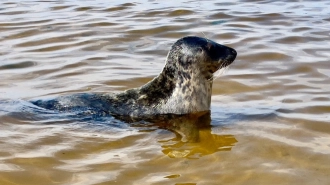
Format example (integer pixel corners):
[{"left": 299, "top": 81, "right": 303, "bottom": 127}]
[{"left": 1, "top": 0, "right": 330, "bottom": 184}]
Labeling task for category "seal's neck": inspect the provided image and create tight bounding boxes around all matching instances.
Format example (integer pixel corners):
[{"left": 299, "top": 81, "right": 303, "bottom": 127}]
[
  {"left": 116, "top": 64, "right": 213, "bottom": 116},
  {"left": 154, "top": 64, "right": 213, "bottom": 114},
  {"left": 138, "top": 65, "right": 177, "bottom": 105}
]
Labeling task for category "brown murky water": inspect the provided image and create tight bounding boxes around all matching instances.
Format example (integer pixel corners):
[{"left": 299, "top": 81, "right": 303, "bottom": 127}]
[{"left": 1, "top": 0, "right": 330, "bottom": 184}]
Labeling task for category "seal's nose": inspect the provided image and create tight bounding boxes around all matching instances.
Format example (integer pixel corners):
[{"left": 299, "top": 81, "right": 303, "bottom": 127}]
[
  {"left": 231, "top": 48, "right": 237, "bottom": 56},
  {"left": 227, "top": 47, "right": 237, "bottom": 61}
]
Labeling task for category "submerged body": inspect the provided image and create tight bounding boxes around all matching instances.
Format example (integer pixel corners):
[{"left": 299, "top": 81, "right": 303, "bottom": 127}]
[{"left": 32, "top": 36, "right": 237, "bottom": 117}]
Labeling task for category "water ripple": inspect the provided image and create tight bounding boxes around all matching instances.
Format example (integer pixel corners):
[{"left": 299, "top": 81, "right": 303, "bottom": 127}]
[{"left": 1, "top": 0, "right": 330, "bottom": 184}]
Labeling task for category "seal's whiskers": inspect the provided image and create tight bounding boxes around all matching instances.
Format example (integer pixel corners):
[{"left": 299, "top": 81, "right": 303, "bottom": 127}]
[{"left": 213, "top": 66, "right": 230, "bottom": 80}]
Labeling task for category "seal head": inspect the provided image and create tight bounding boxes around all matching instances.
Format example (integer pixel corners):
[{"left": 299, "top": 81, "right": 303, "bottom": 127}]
[{"left": 166, "top": 36, "right": 236, "bottom": 80}]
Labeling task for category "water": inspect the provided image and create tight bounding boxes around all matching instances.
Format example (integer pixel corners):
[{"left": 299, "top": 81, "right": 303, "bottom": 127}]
[{"left": 1, "top": 0, "right": 330, "bottom": 184}]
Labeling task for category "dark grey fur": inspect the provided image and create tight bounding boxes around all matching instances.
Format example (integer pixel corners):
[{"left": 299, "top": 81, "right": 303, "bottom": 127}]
[{"left": 32, "top": 36, "right": 237, "bottom": 117}]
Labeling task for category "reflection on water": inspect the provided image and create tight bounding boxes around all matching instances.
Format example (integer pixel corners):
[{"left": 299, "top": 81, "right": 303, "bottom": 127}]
[
  {"left": 158, "top": 112, "right": 237, "bottom": 159},
  {"left": 161, "top": 130, "right": 237, "bottom": 159},
  {"left": 129, "top": 111, "right": 237, "bottom": 158},
  {"left": 1, "top": 0, "right": 330, "bottom": 184}
]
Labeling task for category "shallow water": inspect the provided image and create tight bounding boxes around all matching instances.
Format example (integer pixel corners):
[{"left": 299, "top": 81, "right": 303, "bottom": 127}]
[{"left": 1, "top": 0, "right": 330, "bottom": 184}]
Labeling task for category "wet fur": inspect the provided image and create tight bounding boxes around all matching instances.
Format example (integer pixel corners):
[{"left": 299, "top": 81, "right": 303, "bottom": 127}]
[{"left": 32, "top": 36, "right": 237, "bottom": 117}]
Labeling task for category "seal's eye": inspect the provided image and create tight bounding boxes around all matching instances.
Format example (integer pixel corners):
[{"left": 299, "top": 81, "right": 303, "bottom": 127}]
[{"left": 196, "top": 47, "right": 203, "bottom": 53}]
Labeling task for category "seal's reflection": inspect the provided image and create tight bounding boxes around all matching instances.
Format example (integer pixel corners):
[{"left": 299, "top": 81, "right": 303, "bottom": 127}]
[{"left": 121, "top": 111, "right": 237, "bottom": 158}]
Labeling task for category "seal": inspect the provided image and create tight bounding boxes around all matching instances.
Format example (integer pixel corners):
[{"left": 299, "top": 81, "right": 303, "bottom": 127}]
[{"left": 32, "top": 36, "right": 237, "bottom": 118}]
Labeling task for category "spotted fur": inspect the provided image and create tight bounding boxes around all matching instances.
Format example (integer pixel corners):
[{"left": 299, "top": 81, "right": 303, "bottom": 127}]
[{"left": 32, "top": 36, "right": 237, "bottom": 118}]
